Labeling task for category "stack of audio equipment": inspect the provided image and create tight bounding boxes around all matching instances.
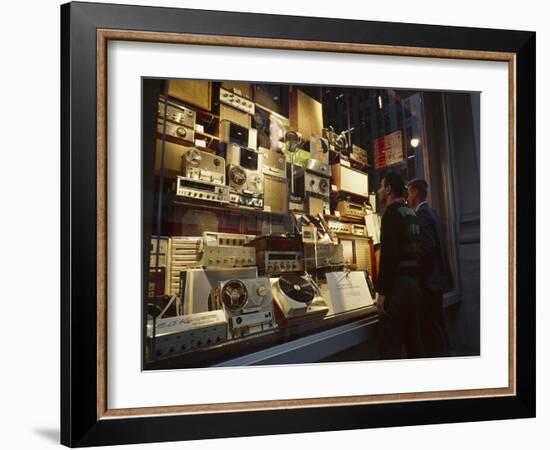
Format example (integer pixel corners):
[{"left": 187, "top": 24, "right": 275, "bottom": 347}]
[
  {"left": 295, "top": 157, "right": 332, "bottom": 216},
  {"left": 177, "top": 147, "right": 230, "bottom": 203},
  {"left": 225, "top": 143, "right": 264, "bottom": 208},
  {"left": 157, "top": 97, "right": 197, "bottom": 144},
  {"left": 260, "top": 146, "right": 289, "bottom": 214},
  {"left": 219, "top": 86, "right": 254, "bottom": 128}
]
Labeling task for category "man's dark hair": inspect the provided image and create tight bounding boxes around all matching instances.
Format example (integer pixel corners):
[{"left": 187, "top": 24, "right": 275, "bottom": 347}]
[
  {"left": 382, "top": 172, "right": 406, "bottom": 197},
  {"left": 408, "top": 178, "right": 428, "bottom": 200}
]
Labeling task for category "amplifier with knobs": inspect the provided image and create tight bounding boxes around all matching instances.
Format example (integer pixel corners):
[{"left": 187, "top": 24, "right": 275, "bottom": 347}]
[
  {"left": 219, "top": 87, "right": 255, "bottom": 115},
  {"left": 157, "top": 118, "right": 195, "bottom": 144},
  {"left": 157, "top": 98, "right": 197, "bottom": 129},
  {"left": 176, "top": 176, "right": 230, "bottom": 204},
  {"left": 200, "top": 232, "right": 257, "bottom": 269},
  {"left": 146, "top": 310, "right": 228, "bottom": 361}
]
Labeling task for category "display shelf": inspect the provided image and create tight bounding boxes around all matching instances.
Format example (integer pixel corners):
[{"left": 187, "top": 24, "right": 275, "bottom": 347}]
[
  {"left": 173, "top": 197, "right": 291, "bottom": 218},
  {"left": 146, "top": 305, "right": 378, "bottom": 370}
]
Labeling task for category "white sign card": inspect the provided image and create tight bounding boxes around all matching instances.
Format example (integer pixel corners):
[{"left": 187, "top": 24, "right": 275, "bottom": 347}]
[{"left": 325, "top": 271, "right": 374, "bottom": 314}]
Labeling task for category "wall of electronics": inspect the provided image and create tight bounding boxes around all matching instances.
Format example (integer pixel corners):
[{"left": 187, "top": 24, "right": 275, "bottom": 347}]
[{"left": 147, "top": 79, "right": 383, "bottom": 363}]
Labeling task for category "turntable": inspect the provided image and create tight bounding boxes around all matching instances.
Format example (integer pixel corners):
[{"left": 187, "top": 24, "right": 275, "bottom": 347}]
[{"left": 270, "top": 274, "right": 329, "bottom": 320}]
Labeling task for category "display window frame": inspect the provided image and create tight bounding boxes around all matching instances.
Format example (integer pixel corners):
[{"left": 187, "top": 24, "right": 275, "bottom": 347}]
[{"left": 61, "top": 2, "right": 535, "bottom": 447}]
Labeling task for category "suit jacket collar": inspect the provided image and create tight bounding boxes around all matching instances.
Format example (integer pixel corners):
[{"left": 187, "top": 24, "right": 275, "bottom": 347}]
[{"left": 416, "top": 201, "right": 429, "bottom": 212}]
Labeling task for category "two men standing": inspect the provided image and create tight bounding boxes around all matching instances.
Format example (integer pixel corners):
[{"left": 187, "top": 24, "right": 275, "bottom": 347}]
[{"left": 375, "top": 173, "right": 453, "bottom": 359}]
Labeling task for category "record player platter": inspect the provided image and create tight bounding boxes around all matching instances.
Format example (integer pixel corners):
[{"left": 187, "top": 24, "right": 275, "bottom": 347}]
[{"left": 277, "top": 274, "right": 315, "bottom": 304}]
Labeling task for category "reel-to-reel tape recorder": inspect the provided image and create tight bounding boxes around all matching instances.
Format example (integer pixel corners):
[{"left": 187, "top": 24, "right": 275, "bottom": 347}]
[
  {"left": 216, "top": 277, "right": 277, "bottom": 338},
  {"left": 181, "top": 147, "right": 226, "bottom": 185},
  {"left": 225, "top": 143, "right": 264, "bottom": 208}
]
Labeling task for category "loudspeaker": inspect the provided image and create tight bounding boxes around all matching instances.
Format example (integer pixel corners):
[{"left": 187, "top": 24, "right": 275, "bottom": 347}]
[
  {"left": 331, "top": 164, "right": 369, "bottom": 197},
  {"left": 168, "top": 79, "right": 212, "bottom": 111},
  {"left": 263, "top": 174, "right": 289, "bottom": 214},
  {"left": 289, "top": 89, "right": 323, "bottom": 141},
  {"left": 219, "top": 103, "right": 251, "bottom": 128}
]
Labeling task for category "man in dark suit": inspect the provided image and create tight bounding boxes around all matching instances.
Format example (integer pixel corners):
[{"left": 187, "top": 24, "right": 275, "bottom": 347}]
[
  {"left": 375, "top": 173, "right": 423, "bottom": 359},
  {"left": 407, "top": 178, "right": 454, "bottom": 357}
]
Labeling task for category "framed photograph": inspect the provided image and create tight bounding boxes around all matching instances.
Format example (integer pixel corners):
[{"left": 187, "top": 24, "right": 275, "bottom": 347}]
[{"left": 61, "top": 1, "right": 535, "bottom": 447}]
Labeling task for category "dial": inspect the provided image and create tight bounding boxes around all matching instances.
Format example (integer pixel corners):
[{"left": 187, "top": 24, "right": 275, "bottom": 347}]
[{"left": 176, "top": 127, "right": 187, "bottom": 138}]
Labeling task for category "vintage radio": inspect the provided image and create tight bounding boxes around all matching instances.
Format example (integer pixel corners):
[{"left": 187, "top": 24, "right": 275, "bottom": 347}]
[
  {"left": 219, "top": 87, "right": 255, "bottom": 115},
  {"left": 201, "top": 232, "right": 256, "bottom": 269},
  {"left": 220, "top": 120, "right": 257, "bottom": 150},
  {"left": 336, "top": 200, "right": 366, "bottom": 219},
  {"left": 168, "top": 79, "right": 212, "bottom": 111},
  {"left": 258, "top": 251, "right": 303, "bottom": 274},
  {"left": 289, "top": 89, "right": 323, "bottom": 141},
  {"left": 304, "top": 158, "right": 331, "bottom": 177},
  {"left": 216, "top": 277, "right": 277, "bottom": 338},
  {"left": 157, "top": 98, "right": 196, "bottom": 129},
  {"left": 259, "top": 147, "right": 287, "bottom": 179},
  {"left": 147, "top": 310, "right": 228, "bottom": 360},
  {"left": 157, "top": 119, "right": 195, "bottom": 144},
  {"left": 331, "top": 164, "right": 369, "bottom": 197},
  {"left": 180, "top": 267, "right": 258, "bottom": 315},
  {"left": 295, "top": 169, "right": 330, "bottom": 198},
  {"left": 304, "top": 243, "right": 344, "bottom": 268},
  {"left": 150, "top": 236, "right": 169, "bottom": 268},
  {"left": 219, "top": 103, "right": 251, "bottom": 129},
  {"left": 166, "top": 237, "right": 202, "bottom": 295},
  {"left": 176, "top": 176, "right": 230, "bottom": 204},
  {"left": 351, "top": 224, "right": 368, "bottom": 237},
  {"left": 181, "top": 147, "right": 226, "bottom": 185},
  {"left": 349, "top": 144, "right": 369, "bottom": 166},
  {"left": 263, "top": 174, "right": 289, "bottom": 214},
  {"left": 328, "top": 220, "right": 352, "bottom": 235},
  {"left": 227, "top": 165, "right": 264, "bottom": 198},
  {"left": 309, "top": 134, "right": 330, "bottom": 164},
  {"left": 271, "top": 274, "right": 329, "bottom": 320}
]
